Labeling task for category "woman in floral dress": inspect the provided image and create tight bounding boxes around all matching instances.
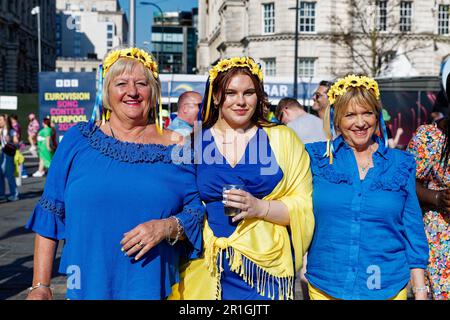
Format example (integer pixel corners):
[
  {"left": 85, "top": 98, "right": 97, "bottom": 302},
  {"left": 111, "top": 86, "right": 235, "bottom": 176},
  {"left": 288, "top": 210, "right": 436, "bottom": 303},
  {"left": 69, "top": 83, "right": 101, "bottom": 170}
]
[{"left": 407, "top": 116, "right": 450, "bottom": 300}]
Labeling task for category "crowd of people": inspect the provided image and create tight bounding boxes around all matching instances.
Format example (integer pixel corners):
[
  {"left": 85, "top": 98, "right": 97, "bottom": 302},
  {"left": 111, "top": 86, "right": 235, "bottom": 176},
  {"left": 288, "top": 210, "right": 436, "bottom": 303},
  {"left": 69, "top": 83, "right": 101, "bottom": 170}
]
[
  {"left": 1, "top": 46, "right": 444, "bottom": 300},
  {"left": 0, "top": 112, "right": 57, "bottom": 202}
]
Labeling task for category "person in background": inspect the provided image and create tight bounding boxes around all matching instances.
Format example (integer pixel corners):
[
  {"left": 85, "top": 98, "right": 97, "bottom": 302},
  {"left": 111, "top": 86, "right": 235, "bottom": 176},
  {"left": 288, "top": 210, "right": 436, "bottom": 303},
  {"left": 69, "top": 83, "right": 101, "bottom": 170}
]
[
  {"left": 10, "top": 114, "right": 28, "bottom": 178},
  {"left": 311, "top": 80, "right": 332, "bottom": 120},
  {"left": 10, "top": 114, "right": 22, "bottom": 142},
  {"left": 276, "top": 97, "right": 326, "bottom": 144},
  {"left": 406, "top": 73, "right": 450, "bottom": 300},
  {"left": 27, "top": 113, "right": 40, "bottom": 157},
  {"left": 32, "top": 118, "right": 55, "bottom": 178},
  {"left": 167, "top": 91, "right": 202, "bottom": 136},
  {"left": 0, "top": 114, "right": 19, "bottom": 201},
  {"left": 381, "top": 109, "right": 404, "bottom": 149},
  {"left": 305, "top": 75, "right": 429, "bottom": 300}
]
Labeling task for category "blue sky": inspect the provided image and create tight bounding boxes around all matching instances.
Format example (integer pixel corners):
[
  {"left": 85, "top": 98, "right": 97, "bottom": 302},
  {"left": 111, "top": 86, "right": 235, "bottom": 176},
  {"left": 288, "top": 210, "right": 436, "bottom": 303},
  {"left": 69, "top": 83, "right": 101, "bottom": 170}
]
[{"left": 118, "top": 0, "right": 199, "bottom": 47}]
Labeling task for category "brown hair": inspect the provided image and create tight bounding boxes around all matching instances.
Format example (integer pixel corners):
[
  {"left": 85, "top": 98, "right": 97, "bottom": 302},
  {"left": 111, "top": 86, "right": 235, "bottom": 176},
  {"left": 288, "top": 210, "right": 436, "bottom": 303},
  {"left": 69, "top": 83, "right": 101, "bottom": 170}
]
[
  {"left": 202, "top": 67, "right": 275, "bottom": 129},
  {"left": 324, "top": 86, "right": 381, "bottom": 139}
]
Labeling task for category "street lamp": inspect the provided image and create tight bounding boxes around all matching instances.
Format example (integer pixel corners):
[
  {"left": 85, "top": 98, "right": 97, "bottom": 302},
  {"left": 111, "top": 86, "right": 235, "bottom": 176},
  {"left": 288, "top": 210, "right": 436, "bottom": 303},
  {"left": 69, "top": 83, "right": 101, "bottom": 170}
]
[
  {"left": 289, "top": 0, "right": 300, "bottom": 99},
  {"left": 31, "top": 6, "right": 41, "bottom": 73},
  {"left": 140, "top": 1, "right": 165, "bottom": 72}
]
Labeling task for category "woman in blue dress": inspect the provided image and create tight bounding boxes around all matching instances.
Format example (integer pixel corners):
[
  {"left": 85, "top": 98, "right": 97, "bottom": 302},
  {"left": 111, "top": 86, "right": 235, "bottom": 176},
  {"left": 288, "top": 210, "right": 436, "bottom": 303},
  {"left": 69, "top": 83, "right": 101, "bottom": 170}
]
[
  {"left": 170, "top": 57, "right": 314, "bottom": 300},
  {"left": 304, "top": 75, "right": 429, "bottom": 300},
  {"left": 25, "top": 47, "right": 204, "bottom": 300}
]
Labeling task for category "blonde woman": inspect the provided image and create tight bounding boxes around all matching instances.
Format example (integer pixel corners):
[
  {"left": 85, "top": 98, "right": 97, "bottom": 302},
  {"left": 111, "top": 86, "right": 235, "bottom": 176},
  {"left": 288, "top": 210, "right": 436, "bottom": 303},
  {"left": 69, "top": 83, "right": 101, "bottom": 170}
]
[
  {"left": 304, "top": 75, "right": 429, "bottom": 300},
  {"left": 25, "top": 47, "right": 204, "bottom": 300}
]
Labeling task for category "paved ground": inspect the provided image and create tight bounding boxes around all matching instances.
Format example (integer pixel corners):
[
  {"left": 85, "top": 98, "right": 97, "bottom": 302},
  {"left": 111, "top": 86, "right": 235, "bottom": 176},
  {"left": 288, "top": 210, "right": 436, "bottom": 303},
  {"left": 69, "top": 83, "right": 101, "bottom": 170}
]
[{"left": 0, "top": 149, "right": 66, "bottom": 300}]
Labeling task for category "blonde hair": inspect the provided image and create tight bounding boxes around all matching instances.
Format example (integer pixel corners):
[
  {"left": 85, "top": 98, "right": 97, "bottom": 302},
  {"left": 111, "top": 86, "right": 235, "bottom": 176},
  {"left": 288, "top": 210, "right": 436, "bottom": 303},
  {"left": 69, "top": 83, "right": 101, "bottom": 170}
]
[
  {"left": 102, "top": 58, "right": 161, "bottom": 115},
  {"left": 323, "top": 86, "right": 381, "bottom": 140}
]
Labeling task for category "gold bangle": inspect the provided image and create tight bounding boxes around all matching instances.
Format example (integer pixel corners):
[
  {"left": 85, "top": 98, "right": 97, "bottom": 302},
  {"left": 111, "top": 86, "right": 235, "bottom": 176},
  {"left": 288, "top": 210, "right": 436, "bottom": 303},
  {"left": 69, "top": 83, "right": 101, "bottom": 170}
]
[{"left": 263, "top": 201, "right": 270, "bottom": 220}]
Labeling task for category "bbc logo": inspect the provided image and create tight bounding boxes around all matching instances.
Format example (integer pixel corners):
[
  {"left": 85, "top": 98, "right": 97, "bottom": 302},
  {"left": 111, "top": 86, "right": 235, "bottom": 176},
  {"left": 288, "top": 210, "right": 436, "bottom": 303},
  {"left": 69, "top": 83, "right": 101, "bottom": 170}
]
[{"left": 56, "top": 79, "right": 79, "bottom": 88}]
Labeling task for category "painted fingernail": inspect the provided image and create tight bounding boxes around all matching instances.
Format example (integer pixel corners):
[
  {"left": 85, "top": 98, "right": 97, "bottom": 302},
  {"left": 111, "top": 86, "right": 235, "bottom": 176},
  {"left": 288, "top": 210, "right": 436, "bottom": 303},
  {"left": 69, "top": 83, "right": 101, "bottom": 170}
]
[
  {"left": 121, "top": 247, "right": 124, "bottom": 252},
  {"left": 223, "top": 194, "right": 228, "bottom": 199},
  {"left": 222, "top": 200, "right": 227, "bottom": 205}
]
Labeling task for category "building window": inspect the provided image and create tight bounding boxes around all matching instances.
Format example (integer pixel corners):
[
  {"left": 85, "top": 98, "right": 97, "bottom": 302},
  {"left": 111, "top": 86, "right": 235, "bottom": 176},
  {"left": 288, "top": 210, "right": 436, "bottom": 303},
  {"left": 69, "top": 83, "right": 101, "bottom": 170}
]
[
  {"left": 438, "top": 5, "right": 450, "bottom": 35},
  {"left": 299, "top": 2, "right": 316, "bottom": 33},
  {"left": 262, "top": 58, "right": 276, "bottom": 76},
  {"left": 262, "top": 3, "right": 275, "bottom": 34},
  {"left": 400, "top": 1, "right": 412, "bottom": 32},
  {"left": 376, "top": 0, "right": 388, "bottom": 31},
  {"left": 69, "top": 67, "right": 74, "bottom": 72},
  {"left": 297, "top": 58, "right": 315, "bottom": 78},
  {"left": 80, "top": 67, "right": 86, "bottom": 72}
]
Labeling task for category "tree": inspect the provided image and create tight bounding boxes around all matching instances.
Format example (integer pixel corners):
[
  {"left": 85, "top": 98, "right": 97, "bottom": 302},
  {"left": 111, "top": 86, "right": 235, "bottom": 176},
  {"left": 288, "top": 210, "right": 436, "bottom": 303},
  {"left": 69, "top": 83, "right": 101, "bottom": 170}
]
[{"left": 330, "top": 0, "right": 434, "bottom": 77}]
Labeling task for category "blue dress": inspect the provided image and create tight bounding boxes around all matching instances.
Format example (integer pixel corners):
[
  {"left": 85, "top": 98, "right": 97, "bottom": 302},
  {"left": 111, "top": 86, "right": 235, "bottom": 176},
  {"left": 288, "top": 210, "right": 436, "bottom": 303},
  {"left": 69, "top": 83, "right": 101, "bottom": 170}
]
[
  {"left": 304, "top": 135, "right": 429, "bottom": 300},
  {"left": 26, "top": 122, "right": 205, "bottom": 300},
  {"left": 195, "top": 127, "right": 284, "bottom": 300}
]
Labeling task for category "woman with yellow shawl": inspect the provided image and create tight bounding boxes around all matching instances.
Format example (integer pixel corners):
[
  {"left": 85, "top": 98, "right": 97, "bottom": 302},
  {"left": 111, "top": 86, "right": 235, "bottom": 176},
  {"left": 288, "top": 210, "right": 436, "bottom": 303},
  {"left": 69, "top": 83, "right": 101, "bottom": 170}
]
[{"left": 170, "top": 57, "right": 314, "bottom": 300}]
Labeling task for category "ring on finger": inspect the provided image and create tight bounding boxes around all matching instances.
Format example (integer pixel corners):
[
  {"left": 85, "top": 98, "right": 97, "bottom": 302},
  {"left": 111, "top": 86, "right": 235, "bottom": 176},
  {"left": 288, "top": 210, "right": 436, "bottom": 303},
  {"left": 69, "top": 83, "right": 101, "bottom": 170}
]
[{"left": 137, "top": 241, "right": 144, "bottom": 248}]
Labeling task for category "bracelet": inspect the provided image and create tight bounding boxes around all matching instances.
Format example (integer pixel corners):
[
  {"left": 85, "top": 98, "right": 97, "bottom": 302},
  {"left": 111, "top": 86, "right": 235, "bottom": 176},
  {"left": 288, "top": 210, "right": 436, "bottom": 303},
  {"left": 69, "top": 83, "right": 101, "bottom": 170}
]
[
  {"left": 263, "top": 201, "right": 271, "bottom": 220},
  {"left": 28, "top": 282, "right": 52, "bottom": 293},
  {"left": 167, "top": 216, "right": 183, "bottom": 246},
  {"left": 412, "top": 285, "right": 429, "bottom": 294}
]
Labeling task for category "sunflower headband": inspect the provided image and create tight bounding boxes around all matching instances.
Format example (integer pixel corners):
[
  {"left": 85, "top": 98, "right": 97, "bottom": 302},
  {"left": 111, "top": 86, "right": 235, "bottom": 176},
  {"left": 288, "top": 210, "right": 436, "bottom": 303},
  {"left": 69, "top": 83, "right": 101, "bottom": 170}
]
[
  {"left": 327, "top": 74, "right": 380, "bottom": 105},
  {"left": 325, "top": 75, "right": 387, "bottom": 164},
  {"left": 102, "top": 47, "right": 159, "bottom": 79},
  {"left": 201, "top": 57, "right": 264, "bottom": 122},
  {"left": 89, "top": 47, "right": 164, "bottom": 134}
]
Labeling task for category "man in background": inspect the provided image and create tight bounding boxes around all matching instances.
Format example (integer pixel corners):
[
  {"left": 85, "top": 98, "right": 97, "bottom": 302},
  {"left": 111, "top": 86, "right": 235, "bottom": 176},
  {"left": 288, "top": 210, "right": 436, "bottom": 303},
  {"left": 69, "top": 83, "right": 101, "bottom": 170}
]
[
  {"left": 312, "top": 80, "right": 332, "bottom": 120},
  {"left": 276, "top": 97, "right": 326, "bottom": 144},
  {"left": 167, "top": 91, "right": 202, "bottom": 136}
]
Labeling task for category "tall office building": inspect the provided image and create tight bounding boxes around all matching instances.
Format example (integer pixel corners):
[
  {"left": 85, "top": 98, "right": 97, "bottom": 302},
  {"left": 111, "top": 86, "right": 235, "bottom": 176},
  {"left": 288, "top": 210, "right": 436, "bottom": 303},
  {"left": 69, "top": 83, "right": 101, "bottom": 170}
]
[
  {"left": 151, "top": 8, "right": 198, "bottom": 74},
  {"left": 55, "top": 0, "right": 128, "bottom": 72}
]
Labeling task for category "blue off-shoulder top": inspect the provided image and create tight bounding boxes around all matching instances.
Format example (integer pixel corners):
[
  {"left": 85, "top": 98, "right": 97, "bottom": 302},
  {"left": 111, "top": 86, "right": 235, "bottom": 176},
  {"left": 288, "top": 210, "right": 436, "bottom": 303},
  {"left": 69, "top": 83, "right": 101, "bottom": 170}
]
[{"left": 26, "top": 122, "right": 205, "bottom": 300}]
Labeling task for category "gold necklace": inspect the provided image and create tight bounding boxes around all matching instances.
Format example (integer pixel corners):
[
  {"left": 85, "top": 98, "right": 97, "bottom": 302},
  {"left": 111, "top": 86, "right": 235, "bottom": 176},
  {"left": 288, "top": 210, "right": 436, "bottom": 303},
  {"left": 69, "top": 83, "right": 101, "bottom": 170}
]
[{"left": 108, "top": 122, "right": 148, "bottom": 143}]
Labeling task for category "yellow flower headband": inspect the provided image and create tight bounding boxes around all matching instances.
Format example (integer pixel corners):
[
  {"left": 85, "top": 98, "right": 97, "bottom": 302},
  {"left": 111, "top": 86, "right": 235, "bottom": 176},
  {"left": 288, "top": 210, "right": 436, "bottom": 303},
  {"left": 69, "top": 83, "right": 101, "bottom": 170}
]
[
  {"left": 102, "top": 47, "right": 159, "bottom": 79},
  {"left": 101, "top": 47, "right": 163, "bottom": 134},
  {"left": 327, "top": 74, "right": 380, "bottom": 105},
  {"left": 203, "top": 57, "right": 264, "bottom": 121}
]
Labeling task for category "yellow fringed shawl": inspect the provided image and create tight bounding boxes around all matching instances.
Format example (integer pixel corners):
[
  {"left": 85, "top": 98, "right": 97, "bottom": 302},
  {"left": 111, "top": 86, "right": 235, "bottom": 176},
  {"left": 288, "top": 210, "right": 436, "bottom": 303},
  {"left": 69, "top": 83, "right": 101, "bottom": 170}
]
[{"left": 169, "top": 125, "right": 314, "bottom": 300}]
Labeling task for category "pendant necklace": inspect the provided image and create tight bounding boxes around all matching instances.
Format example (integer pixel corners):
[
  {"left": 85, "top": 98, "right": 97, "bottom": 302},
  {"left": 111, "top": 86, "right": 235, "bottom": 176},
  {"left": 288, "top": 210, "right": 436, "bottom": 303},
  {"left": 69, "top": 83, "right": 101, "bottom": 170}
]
[{"left": 359, "top": 145, "right": 374, "bottom": 175}]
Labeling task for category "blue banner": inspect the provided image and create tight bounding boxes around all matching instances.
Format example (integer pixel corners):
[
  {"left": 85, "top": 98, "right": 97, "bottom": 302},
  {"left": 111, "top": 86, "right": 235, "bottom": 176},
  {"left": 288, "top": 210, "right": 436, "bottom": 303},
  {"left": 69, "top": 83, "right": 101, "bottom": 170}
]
[
  {"left": 160, "top": 77, "right": 319, "bottom": 101},
  {"left": 39, "top": 72, "right": 96, "bottom": 140}
]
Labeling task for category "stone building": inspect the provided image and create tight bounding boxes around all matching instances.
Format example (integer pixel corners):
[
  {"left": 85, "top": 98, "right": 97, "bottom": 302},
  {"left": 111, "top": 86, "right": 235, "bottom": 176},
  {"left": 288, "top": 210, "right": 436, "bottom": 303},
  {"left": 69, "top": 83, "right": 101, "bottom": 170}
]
[
  {"left": 0, "top": 0, "right": 56, "bottom": 93},
  {"left": 197, "top": 0, "right": 450, "bottom": 81}
]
